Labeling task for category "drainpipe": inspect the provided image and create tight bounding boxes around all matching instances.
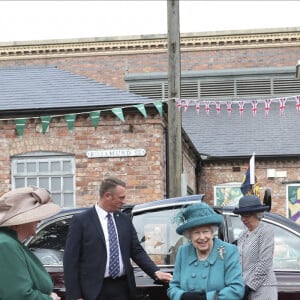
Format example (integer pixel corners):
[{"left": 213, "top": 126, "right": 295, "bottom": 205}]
[
  {"left": 195, "top": 158, "right": 202, "bottom": 194},
  {"left": 165, "top": 126, "right": 169, "bottom": 199}
]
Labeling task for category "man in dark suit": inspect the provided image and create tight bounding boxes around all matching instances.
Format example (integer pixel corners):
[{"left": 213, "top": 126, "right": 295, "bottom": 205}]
[{"left": 63, "top": 177, "right": 172, "bottom": 300}]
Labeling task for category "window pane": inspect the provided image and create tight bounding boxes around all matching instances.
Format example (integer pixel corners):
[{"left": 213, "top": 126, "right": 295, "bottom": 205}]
[
  {"left": 13, "top": 154, "right": 75, "bottom": 209},
  {"left": 27, "top": 178, "right": 37, "bottom": 187},
  {"left": 52, "top": 193, "right": 61, "bottom": 205},
  {"left": 39, "top": 162, "right": 48, "bottom": 172},
  {"left": 27, "top": 162, "right": 36, "bottom": 173},
  {"left": 230, "top": 215, "right": 246, "bottom": 241},
  {"left": 64, "top": 193, "right": 74, "bottom": 207},
  {"left": 28, "top": 217, "right": 72, "bottom": 265},
  {"left": 63, "top": 161, "right": 72, "bottom": 172},
  {"left": 15, "top": 178, "right": 25, "bottom": 188},
  {"left": 273, "top": 225, "right": 300, "bottom": 270},
  {"left": 16, "top": 163, "right": 25, "bottom": 173},
  {"left": 51, "top": 161, "right": 61, "bottom": 172},
  {"left": 39, "top": 178, "right": 49, "bottom": 190},
  {"left": 229, "top": 215, "right": 300, "bottom": 271},
  {"left": 51, "top": 177, "right": 61, "bottom": 191},
  {"left": 63, "top": 177, "right": 73, "bottom": 190},
  {"left": 132, "top": 207, "right": 185, "bottom": 265}
]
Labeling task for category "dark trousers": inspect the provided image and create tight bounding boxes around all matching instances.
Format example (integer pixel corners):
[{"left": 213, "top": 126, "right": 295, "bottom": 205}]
[{"left": 97, "top": 276, "right": 131, "bottom": 300}]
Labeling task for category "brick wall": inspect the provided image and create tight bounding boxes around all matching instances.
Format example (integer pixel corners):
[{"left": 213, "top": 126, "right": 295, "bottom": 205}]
[
  {"left": 200, "top": 159, "right": 300, "bottom": 218},
  {"left": 1, "top": 44, "right": 299, "bottom": 91},
  {"left": 0, "top": 112, "right": 173, "bottom": 206}
]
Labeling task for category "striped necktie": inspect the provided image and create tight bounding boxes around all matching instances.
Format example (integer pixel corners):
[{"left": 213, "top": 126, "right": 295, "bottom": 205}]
[{"left": 107, "top": 213, "right": 120, "bottom": 278}]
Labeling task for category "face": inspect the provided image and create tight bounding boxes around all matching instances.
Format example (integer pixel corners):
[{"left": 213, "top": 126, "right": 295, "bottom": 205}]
[
  {"left": 25, "top": 221, "right": 40, "bottom": 236},
  {"left": 189, "top": 225, "right": 214, "bottom": 256},
  {"left": 240, "top": 213, "right": 259, "bottom": 231},
  {"left": 14, "top": 220, "right": 40, "bottom": 241},
  {"left": 102, "top": 185, "right": 126, "bottom": 212}
]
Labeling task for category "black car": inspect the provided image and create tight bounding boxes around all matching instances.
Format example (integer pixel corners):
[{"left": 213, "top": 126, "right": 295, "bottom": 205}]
[{"left": 25, "top": 194, "right": 300, "bottom": 300}]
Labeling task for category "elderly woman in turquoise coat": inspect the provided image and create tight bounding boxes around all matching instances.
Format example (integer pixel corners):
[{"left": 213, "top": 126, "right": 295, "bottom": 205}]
[{"left": 167, "top": 203, "right": 245, "bottom": 300}]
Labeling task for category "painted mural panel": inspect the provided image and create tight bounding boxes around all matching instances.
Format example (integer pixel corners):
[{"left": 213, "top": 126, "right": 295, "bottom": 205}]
[
  {"left": 214, "top": 184, "right": 243, "bottom": 206},
  {"left": 287, "top": 184, "right": 300, "bottom": 225}
]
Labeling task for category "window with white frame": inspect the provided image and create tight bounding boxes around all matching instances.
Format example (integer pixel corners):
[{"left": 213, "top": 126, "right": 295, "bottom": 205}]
[{"left": 12, "top": 152, "right": 75, "bottom": 208}]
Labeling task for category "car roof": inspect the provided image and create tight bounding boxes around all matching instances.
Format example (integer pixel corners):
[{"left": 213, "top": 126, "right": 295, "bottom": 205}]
[
  {"left": 217, "top": 205, "right": 300, "bottom": 235},
  {"left": 132, "top": 194, "right": 205, "bottom": 214},
  {"left": 41, "top": 196, "right": 300, "bottom": 236},
  {"left": 41, "top": 204, "right": 134, "bottom": 224}
]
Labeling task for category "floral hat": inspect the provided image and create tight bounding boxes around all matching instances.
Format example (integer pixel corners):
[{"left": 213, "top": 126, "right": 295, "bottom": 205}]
[{"left": 0, "top": 186, "right": 61, "bottom": 227}]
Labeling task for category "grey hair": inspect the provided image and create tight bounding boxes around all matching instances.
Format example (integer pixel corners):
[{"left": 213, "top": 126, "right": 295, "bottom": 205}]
[
  {"left": 184, "top": 224, "right": 218, "bottom": 239},
  {"left": 256, "top": 212, "right": 264, "bottom": 220}
]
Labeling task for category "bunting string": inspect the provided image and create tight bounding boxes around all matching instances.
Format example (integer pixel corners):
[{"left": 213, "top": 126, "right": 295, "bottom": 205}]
[
  {"left": 2, "top": 99, "right": 167, "bottom": 137},
  {"left": 178, "top": 95, "right": 300, "bottom": 117},
  {"left": 1, "top": 94, "right": 300, "bottom": 137}
]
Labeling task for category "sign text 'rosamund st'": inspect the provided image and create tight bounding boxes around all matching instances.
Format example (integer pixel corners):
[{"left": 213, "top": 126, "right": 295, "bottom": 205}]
[{"left": 86, "top": 148, "right": 146, "bottom": 158}]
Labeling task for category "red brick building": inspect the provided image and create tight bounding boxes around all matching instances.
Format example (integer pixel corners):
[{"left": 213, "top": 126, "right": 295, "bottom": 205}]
[
  {"left": 1, "top": 27, "right": 300, "bottom": 221},
  {"left": 0, "top": 66, "right": 198, "bottom": 207}
]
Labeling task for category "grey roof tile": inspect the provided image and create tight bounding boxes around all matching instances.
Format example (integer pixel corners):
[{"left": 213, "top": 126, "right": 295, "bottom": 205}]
[
  {"left": 0, "top": 66, "right": 154, "bottom": 111},
  {"left": 182, "top": 100, "right": 299, "bottom": 157}
]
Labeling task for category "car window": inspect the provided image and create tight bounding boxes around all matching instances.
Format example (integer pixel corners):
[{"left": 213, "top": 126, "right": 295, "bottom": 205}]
[
  {"left": 228, "top": 214, "right": 300, "bottom": 270},
  {"left": 27, "top": 216, "right": 72, "bottom": 265},
  {"left": 132, "top": 208, "right": 188, "bottom": 265},
  {"left": 230, "top": 214, "right": 246, "bottom": 241},
  {"left": 272, "top": 226, "right": 300, "bottom": 270},
  {"left": 27, "top": 208, "right": 300, "bottom": 272}
]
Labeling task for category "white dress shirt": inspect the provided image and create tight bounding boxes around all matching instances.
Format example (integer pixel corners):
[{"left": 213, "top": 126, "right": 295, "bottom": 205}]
[{"left": 95, "top": 204, "right": 125, "bottom": 277}]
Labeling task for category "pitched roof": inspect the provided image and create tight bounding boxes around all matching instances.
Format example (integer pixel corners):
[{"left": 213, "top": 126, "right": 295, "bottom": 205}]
[
  {"left": 0, "top": 66, "right": 153, "bottom": 113},
  {"left": 1, "top": 65, "right": 298, "bottom": 158},
  {"left": 182, "top": 100, "right": 299, "bottom": 158}
]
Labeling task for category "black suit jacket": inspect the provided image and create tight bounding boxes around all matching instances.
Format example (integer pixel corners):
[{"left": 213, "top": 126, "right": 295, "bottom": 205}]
[{"left": 63, "top": 206, "right": 159, "bottom": 300}]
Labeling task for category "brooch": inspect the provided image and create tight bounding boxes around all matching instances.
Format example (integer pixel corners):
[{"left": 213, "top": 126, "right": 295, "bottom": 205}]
[{"left": 218, "top": 246, "right": 226, "bottom": 260}]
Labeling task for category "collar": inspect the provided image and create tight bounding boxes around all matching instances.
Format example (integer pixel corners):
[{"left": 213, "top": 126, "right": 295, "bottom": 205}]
[
  {"left": 95, "top": 203, "right": 109, "bottom": 221},
  {"left": 187, "top": 237, "right": 226, "bottom": 265},
  {"left": 0, "top": 227, "right": 18, "bottom": 240}
]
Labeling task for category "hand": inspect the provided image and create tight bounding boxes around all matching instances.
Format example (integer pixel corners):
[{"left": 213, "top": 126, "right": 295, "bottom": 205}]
[
  {"left": 154, "top": 270, "right": 173, "bottom": 282},
  {"left": 181, "top": 292, "right": 207, "bottom": 300},
  {"left": 50, "top": 292, "right": 61, "bottom": 300}
]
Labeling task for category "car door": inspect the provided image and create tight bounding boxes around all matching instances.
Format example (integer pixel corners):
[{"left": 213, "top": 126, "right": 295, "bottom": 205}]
[{"left": 25, "top": 213, "right": 74, "bottom": 299}]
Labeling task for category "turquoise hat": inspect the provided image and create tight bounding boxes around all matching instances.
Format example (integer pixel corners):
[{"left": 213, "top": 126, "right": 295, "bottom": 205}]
[{"left": 175, "top": 203, "right": 223, "bottom": 235}]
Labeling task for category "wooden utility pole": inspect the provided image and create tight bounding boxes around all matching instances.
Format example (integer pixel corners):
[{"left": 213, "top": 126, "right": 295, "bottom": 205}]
[{"left": 167, "top": 0, "right": 182, "bottom": 197}]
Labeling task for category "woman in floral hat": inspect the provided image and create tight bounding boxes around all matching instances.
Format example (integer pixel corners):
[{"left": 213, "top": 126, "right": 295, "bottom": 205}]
[
  {"left": 233, "top": 195, "right": 277, "bottom": 300},
  {"left": 0, "top": 186, "right": 61, "bottom": 300},
  {"left": 167, "top": 202, "right": 245, "bottom": 300}
]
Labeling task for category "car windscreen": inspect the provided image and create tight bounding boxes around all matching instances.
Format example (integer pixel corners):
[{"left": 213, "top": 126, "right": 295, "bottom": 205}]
[
  {"left": 132, "top": 206, "right": 190, "bottom": 266},
  {"left": 27, "top": 216, "right": 72, "bottom": 265}
]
